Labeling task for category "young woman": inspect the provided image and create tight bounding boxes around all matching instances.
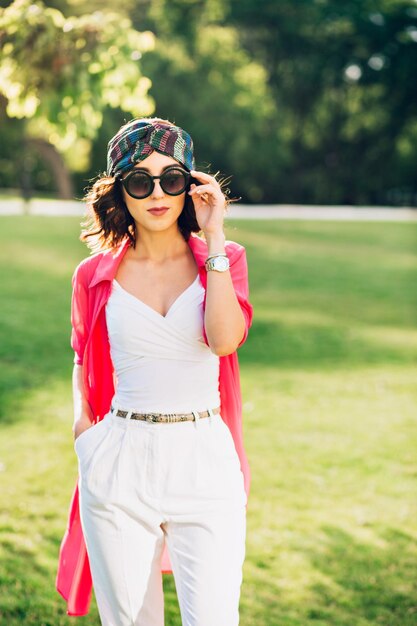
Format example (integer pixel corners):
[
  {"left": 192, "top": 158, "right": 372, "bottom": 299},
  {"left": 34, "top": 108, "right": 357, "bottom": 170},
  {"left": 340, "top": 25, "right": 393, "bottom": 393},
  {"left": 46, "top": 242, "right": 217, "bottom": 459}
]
[{"left": 56, "top": 117, "right": 253, "bottom": 626}]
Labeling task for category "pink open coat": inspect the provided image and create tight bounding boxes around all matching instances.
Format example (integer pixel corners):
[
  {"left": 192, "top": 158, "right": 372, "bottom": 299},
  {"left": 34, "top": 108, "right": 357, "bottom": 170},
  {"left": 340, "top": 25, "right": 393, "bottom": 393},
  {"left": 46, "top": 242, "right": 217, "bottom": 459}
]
[{"left": 56, "top": 233, "right": 253, "bottom": 616}]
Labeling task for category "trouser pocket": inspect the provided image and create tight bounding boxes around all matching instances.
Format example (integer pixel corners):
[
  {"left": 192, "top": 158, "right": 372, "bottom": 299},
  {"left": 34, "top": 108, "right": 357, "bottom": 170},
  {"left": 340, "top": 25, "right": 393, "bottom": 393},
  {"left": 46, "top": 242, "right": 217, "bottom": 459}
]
[
  {"left": 209, "top": 416, "right": 240, "bottom": 461},
  {"left": 74, "top": 418, "right": 110, "bottom": 464},
  {"left": 75, "top": 416, "right": 115, "bottom": 491},
  {"left": 195, "top": 416, "right": 246, "bottom": 505},
  {"left": 79, "top": 416, "right": 144, "bottom": 504}
]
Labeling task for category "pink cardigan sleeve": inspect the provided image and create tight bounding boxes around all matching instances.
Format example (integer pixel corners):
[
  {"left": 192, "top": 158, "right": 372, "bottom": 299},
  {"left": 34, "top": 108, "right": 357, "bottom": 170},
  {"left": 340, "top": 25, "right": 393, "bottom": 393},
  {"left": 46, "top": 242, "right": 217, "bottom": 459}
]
[
  {"left": 70, "top": 265, "right": 89, "bottom": 366},
  {"left": 231, "top": 246, "right": 253, "bottom": 348}
]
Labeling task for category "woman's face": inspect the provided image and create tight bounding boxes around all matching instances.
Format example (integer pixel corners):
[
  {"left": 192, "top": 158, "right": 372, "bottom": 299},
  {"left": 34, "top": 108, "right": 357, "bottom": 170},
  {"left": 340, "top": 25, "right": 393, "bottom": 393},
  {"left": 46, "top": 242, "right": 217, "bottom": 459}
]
[{"left": 120, "top": 151, "right": 188, "bottom": 233}]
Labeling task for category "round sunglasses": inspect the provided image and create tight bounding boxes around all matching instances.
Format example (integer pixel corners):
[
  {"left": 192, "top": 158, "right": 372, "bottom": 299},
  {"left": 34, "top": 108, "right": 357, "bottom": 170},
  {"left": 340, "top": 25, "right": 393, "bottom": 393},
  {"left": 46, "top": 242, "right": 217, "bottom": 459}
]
[{"left": 119, "top": 166, "right": 191, "bottom": 200}]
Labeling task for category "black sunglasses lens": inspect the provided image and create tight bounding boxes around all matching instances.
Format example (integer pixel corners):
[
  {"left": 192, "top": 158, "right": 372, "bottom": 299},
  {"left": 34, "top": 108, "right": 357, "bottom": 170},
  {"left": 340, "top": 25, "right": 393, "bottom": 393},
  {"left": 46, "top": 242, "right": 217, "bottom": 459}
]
[
  {"left": 126, "top": 172, "right": 152, "bottom": 198},
  {"left": 160, "top": 170, "right": 187, "bottom": 195},
  {"left": 123, "top": 168, "right": 188, "bottom": 198}
]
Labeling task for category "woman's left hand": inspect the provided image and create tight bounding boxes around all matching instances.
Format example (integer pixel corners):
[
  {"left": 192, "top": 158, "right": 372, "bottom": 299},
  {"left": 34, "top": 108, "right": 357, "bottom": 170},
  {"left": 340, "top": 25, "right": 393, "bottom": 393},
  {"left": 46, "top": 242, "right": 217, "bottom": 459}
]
[{"left": 188, "top": 169, "right": 226, "bottom": 237}]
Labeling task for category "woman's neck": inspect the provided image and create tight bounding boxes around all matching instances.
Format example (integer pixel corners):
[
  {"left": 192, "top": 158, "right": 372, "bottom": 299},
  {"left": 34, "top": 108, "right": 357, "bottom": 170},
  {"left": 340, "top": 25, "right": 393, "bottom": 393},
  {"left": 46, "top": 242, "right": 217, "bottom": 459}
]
[{"left": 130, "top": 224, "right": 189, "bottom": 264}]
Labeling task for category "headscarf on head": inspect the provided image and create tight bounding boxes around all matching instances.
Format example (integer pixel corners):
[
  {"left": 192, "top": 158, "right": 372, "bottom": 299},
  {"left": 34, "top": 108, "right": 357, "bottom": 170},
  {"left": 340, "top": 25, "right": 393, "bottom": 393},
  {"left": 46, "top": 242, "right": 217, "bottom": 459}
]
[{"left": 106, "top": 118, "right": 196, "bottom": 178}]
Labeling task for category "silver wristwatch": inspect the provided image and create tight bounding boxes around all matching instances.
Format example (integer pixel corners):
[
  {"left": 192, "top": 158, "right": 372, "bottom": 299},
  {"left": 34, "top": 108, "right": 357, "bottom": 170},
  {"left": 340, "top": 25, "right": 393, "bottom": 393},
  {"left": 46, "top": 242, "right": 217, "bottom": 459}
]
[{"left": 205, "top": 254, "right": 230, "bottom": 272}]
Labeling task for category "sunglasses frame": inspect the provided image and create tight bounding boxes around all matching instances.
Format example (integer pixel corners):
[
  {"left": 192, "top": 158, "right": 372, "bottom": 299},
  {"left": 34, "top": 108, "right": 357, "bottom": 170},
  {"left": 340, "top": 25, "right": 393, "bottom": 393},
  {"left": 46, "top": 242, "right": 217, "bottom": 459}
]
[{"left": 118, "top": 165, "right": 191, "bottom": 200}]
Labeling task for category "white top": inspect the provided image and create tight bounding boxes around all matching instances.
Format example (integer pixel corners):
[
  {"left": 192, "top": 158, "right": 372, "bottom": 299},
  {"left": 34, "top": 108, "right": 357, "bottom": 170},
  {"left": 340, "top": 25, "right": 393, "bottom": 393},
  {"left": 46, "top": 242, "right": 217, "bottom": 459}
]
[{"left": 105, "top": 274, "right": 220, "bottom": 413}]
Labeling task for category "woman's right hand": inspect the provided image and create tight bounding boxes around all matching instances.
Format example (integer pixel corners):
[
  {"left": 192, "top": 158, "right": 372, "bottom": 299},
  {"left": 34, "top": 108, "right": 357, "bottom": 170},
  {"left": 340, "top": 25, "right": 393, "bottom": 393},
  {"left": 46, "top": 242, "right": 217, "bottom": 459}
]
[{"left": 73, "top": 416, "right": 94, "bottom": 442}]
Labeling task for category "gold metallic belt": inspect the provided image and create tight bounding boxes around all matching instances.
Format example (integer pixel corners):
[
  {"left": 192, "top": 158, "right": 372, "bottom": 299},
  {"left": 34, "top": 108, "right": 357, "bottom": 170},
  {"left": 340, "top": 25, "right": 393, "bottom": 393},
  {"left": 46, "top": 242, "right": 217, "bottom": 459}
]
[{"left": 110, "top": 405, "right": 220, "bottom": 423}]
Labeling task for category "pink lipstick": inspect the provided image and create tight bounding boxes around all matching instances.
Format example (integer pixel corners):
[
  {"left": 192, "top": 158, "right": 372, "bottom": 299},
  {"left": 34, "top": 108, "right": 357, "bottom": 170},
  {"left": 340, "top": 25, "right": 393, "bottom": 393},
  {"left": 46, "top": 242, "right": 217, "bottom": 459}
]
[{"left": 147, "top": 207, "right": 169, "bottom": 216}]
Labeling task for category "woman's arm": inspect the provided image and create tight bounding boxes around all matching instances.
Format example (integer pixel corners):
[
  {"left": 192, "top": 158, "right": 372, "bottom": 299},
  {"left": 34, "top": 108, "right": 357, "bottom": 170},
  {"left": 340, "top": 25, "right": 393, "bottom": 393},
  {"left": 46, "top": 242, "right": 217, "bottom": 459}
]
[
  {"left": 188, "top": 169, "right": 253, "bottom": 356},
  {"left": 204, "top": 232, "right": 247, "bottom": 356},
  {"left": 70, "top": 262, "right": 94, "bottom": 440},
  {"left": 72, "top": 364, "right": 94, "bottom": 441}
]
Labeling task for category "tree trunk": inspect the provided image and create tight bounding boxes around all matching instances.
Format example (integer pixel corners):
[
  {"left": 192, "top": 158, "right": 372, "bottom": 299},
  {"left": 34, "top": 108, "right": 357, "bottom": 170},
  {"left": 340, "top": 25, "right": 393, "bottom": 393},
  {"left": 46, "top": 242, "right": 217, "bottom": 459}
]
[{"left": 27, "top": 137, "right": 74, "bottom": 199}]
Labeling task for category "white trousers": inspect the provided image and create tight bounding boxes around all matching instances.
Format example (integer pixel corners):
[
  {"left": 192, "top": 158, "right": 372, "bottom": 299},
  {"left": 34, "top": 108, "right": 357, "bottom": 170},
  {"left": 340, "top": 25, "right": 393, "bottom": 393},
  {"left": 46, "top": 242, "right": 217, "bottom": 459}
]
[{"left": 75, "top": 409, "right": 247, "bottom": 626}]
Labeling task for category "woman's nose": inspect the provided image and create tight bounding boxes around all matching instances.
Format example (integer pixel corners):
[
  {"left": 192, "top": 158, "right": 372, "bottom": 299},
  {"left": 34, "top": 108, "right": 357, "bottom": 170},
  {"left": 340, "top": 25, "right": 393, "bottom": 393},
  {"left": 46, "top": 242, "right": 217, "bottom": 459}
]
[{"left": 151, "top": 179, "right": 165, "bottom": 198}]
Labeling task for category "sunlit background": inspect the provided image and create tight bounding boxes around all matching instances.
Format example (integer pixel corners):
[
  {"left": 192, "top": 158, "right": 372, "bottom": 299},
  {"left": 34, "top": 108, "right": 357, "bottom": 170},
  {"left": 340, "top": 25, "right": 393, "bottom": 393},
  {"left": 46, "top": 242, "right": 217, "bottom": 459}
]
[{"left": 1, "top": 0, "right": 417, "bottom": 205}]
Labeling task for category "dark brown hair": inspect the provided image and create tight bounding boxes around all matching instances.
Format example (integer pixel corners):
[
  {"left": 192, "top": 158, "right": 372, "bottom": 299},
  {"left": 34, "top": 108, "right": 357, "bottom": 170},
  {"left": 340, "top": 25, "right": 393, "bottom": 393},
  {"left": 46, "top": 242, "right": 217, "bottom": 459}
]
[
  {"left": 80, "top": 173, "right": 201, "bottom": 252},
  {"left": 79, "top": 118, "right": 237, "bottom": 253},
  {"left": 80, "top": 174, "right": 207, "bottom": 252}
]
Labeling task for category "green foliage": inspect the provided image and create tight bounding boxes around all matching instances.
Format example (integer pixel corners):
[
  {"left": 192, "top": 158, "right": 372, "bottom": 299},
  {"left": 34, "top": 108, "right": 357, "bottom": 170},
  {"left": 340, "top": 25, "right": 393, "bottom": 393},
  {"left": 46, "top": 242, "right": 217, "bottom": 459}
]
[
  {"left": 225, "top": 0, "right": 417, "bottom": 204},
  {"left": 123, "top": 0, "right": 417, "bottom": 204},
  {"left": 1, "top": 0, "right": 417, "bottom": 204},
  {"left": 138, "top": 24, "right": 276, "bottom": 203},
  {"left": 0, "top": 0, "right": 155, "bottom": 154}
]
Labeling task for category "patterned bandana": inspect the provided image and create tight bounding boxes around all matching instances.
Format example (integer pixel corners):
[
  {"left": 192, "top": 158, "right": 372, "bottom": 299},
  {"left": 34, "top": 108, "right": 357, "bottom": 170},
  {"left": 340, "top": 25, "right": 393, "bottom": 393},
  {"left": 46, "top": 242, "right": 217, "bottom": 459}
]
[{"left": 106, "top": 118, "right": 196, "bottom": 177}]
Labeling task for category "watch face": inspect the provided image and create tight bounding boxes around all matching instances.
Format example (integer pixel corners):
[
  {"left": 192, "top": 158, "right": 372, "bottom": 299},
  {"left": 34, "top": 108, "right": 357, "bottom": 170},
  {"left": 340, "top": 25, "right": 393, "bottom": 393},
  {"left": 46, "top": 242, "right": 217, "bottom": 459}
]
[{"left": 213, "top": 256, "right": 229, "bottom": 271}]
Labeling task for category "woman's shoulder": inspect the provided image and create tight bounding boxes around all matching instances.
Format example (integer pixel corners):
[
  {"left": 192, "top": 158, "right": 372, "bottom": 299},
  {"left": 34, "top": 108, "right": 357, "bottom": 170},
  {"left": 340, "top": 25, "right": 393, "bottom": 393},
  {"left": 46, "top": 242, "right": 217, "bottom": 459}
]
[
  {"left": 71, "top": 244, "right": 118, "bottom": 284},
  {"left": 73, "top": 250, "right": 104, "bottom": 275}
]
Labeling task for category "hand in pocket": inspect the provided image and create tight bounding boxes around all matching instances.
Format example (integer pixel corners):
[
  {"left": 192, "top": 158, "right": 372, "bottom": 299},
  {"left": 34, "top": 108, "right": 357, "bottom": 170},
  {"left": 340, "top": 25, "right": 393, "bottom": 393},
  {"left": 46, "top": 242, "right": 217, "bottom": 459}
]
[{"left": 73, "top": 417, "right": 94, "bottom": 443}]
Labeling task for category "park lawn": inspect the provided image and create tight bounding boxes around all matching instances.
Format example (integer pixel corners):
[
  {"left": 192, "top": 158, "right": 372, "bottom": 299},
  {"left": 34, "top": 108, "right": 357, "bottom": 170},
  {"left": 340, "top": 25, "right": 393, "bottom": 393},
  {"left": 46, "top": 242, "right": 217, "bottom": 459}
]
[{"left": 0, "top": 215, "right": 416, "bottom": 625}]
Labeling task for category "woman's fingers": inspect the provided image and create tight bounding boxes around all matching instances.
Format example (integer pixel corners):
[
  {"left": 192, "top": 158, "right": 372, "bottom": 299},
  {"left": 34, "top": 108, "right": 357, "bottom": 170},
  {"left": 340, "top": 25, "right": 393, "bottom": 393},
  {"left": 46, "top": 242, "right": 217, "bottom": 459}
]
[
  {"left": 190, "top": 169, "right": 222, "bottom": 190},
  {"left": 188, "top": 183, "right": 216, "bottom": 195}
]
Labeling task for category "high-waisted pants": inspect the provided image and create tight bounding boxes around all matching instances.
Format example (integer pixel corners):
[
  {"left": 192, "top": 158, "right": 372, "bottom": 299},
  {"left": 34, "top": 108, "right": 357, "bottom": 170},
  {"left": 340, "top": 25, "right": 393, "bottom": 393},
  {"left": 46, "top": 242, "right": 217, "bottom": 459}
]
[{"left": 74, "top": 408, "right": 247, "bottom": 626}]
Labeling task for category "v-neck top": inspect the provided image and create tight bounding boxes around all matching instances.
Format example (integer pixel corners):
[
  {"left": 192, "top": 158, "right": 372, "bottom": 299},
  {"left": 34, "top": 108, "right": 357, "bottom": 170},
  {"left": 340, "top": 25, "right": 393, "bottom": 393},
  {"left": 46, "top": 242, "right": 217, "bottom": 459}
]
[{"left": 105, "top": 274, "right": 220, "bottom": 413}]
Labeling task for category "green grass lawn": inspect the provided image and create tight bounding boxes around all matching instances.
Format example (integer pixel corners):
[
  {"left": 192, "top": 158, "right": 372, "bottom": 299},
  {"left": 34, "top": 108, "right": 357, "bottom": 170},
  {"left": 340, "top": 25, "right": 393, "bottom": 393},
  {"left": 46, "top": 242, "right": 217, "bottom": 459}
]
[{"left": 0, "top": 215, "right": 416, "bottom": 625}]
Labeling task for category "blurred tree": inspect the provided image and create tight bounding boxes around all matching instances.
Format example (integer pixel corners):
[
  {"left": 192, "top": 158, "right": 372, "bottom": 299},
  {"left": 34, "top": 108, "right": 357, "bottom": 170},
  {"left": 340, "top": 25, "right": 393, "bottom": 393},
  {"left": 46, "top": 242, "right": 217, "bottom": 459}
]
[
  {"left": 138, "top": 26, "right": 277, "bottom": 203},
  {"left": 121, "top": 0, "right": 417, "bottom": 204},
  {"left": 0, "top": 0, "right": 155, "bottom": 198},
  {"left": 225, "top": 0, "right": 417, "bottom": 204},
  {"left": 121, "top": 0, "right": 279, "bottom": 203},
  {"left": 1, "top": 0, "right": 416, "bottom": 205},
  {"left": 57, "top": 0, "right": 278, "bottom": 203}
]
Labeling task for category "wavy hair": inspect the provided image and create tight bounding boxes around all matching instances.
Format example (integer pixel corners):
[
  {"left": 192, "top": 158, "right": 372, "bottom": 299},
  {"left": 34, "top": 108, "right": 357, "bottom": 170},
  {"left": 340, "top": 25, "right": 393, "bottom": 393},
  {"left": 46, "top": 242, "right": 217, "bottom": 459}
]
[{"left": 79, "top": 117, "right": 236, "bottom": 253}]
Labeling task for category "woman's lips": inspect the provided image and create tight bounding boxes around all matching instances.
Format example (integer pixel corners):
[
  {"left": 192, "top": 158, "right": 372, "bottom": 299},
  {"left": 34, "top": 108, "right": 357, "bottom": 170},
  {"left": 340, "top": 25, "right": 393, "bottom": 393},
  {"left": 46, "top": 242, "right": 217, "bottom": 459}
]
[{"left": 147, "top": 207, "right": 169, "bottom": 215}]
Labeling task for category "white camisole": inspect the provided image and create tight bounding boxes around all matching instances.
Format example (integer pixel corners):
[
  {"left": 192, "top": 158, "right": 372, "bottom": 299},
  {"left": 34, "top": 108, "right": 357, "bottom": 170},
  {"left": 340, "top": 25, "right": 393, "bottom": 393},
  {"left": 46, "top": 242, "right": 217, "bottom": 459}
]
[{"left": 105, "top": 274, "right": 220, "bottom": 413}]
